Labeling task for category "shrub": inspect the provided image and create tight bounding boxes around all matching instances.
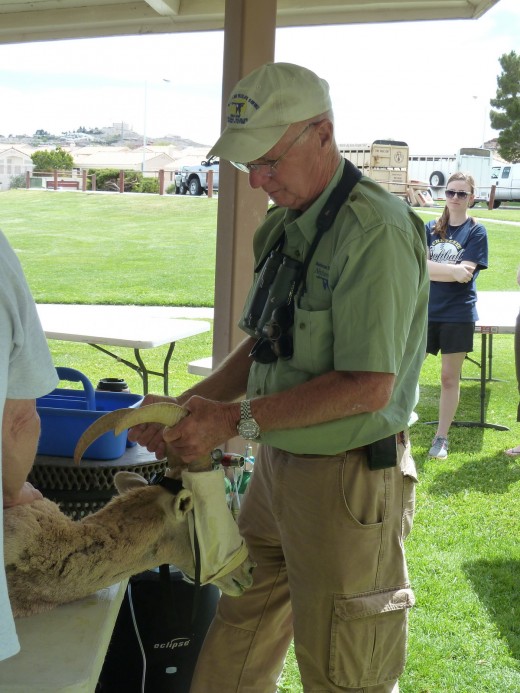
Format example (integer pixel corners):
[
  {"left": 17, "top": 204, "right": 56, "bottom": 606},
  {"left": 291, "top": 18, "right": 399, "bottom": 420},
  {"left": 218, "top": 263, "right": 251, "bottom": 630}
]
[
  {"left": 87, "top": 169, "right": 142, "bottom": 192},
  {"left": 137, "top": 177, "right": 160, "bottom": 194},
  {"left": 9, "top": 174, "right": 27, "bottom": 189}
]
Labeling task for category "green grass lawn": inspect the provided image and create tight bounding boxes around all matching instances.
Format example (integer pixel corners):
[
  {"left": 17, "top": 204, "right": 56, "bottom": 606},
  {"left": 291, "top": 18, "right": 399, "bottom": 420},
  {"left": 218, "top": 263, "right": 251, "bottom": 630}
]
[
  {"left": 1, "top": 190, "right": 217, "bottom": 306},
  {"left": 1, "top": 189, "right": 519, "bottom": 692}
]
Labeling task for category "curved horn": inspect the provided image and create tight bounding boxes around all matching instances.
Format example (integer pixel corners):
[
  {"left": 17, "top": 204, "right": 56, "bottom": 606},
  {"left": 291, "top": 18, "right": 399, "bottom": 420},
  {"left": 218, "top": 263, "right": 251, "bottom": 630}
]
[
  {"left": 73, "top": 408, "right": 135, "bottom": 465},
  {"left": 112, "top": 402, "right": 188, "bottom": 436}
]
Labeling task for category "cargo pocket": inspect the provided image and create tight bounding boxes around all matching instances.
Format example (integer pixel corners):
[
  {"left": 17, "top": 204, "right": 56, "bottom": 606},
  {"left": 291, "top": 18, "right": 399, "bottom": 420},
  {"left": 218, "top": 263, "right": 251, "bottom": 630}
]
[{"left": 329, "top": 587, "right": 415, "bottom": 688}]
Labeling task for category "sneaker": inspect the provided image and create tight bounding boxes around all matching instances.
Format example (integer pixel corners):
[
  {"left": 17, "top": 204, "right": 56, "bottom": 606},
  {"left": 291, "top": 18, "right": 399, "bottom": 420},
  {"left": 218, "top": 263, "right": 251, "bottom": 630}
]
[{"left": 429, "top": 436, "right": 448, "bottom": 459}]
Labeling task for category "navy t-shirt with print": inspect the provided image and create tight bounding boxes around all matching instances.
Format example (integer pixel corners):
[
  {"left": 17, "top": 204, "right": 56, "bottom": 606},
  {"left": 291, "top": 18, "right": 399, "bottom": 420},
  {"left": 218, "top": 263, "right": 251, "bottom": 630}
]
[{"left": 426, "top": 218, "right": 488, "bottom": 322}]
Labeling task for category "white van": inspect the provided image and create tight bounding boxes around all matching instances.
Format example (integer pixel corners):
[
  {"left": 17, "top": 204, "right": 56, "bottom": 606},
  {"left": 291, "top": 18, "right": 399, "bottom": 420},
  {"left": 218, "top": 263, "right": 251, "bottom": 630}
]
[
  {"left": 490, "top": 164, "right": 520, "bottom": 207},
  {"left": 408, "top": 147, "right": 493, "bottom": 203}
]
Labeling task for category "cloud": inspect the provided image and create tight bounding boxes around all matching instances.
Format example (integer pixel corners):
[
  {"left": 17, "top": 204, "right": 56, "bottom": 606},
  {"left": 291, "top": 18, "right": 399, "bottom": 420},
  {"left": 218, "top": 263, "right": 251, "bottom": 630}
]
[{"left": 0, "top": 0, "right": 518, "bottom": 151}]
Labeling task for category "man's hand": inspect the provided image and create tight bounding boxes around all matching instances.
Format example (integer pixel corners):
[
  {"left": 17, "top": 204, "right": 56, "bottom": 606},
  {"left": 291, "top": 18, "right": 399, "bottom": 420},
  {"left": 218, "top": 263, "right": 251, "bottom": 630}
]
[
  {"left": 3, "top": 481, "right": 43, "bottom": 509},
  {"left": 127, "top": 393, "right": 182, "bottom": 460},
  {"left": 163, "top": 396, "right": 239, "bottom": 464}
]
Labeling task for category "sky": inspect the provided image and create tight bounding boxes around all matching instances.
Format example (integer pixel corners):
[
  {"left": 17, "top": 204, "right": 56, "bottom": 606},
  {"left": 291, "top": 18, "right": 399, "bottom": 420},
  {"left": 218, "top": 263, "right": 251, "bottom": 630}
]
[{"left": 0, "top": 0, "right": 518, "bottom": 155}]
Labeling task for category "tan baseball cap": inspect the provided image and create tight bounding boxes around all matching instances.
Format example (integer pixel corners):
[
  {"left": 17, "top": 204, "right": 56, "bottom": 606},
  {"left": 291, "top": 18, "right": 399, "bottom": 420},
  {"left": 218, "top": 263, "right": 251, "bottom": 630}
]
[{"left": 207, "top": 62, "right": 332, "bottom": 163}]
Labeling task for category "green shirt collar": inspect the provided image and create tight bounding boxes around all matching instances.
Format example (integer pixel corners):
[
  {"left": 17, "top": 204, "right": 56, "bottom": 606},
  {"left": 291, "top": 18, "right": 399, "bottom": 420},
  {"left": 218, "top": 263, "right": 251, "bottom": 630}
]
[{"left": 283, "top": 159, "right": 345, "bottom": 245}]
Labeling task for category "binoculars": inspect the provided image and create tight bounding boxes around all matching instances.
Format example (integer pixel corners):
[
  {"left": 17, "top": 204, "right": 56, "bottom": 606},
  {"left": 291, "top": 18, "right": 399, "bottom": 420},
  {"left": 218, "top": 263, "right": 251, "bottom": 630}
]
[{"left": 243, "top": 250, "right": 303, "bottom": 364}]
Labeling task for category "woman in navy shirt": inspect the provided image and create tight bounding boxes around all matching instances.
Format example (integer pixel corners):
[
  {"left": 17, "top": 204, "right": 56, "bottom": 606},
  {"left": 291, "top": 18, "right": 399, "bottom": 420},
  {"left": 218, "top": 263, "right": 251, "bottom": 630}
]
[{"left": 425, "top": 172, "right": 488, "bottom": 459}]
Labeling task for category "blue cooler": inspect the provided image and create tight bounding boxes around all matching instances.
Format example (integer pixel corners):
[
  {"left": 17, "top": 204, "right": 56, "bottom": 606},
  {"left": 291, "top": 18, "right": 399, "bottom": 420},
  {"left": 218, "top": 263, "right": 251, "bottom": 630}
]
[{"left": 36, "top": 367, "right": 143, "bottom": 460}]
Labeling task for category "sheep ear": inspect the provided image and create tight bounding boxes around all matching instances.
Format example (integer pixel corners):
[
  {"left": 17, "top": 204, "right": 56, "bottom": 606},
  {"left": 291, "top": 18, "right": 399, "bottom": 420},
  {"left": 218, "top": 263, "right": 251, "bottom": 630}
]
[
  {"left": 174, "top": 489, "right": 193, "bottom": 518},
  {"left": 114, "top": 471, "right": 148, "bottom": 494}
]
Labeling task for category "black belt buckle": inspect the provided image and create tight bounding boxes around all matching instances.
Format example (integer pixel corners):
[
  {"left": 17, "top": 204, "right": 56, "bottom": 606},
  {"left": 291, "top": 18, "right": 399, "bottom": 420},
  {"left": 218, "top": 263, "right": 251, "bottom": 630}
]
[{"left": 366, "top": 434, "right": 398, "bottom": 470}]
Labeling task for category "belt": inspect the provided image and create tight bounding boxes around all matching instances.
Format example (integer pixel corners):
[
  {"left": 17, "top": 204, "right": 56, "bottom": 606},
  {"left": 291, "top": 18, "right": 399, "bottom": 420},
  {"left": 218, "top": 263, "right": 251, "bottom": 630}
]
[{"left": 277, "top": 432, "right": 407, "bottom": 459}]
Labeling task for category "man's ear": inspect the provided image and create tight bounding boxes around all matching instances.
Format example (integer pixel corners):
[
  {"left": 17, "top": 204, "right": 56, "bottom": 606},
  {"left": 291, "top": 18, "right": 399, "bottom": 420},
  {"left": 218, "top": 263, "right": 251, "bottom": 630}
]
[{"left": 316, "top": 119, "right": 334, "bottom": 149}]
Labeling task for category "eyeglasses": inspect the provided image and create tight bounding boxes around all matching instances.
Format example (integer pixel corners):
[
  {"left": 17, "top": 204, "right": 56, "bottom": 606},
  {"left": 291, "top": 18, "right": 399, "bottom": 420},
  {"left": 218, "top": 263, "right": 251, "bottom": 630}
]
[
  {"left": 232, "top": 122, "right": 315, "bottom": 176},
  {"left": 445, "top": 189, "right": 473, "bottom": 200}
]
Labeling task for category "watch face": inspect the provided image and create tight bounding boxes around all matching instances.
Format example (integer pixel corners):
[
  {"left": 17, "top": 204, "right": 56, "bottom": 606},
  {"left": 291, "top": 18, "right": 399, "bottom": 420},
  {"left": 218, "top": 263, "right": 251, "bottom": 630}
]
[{"left": 239, "top": 419, "right": 260, "bottom": 439}]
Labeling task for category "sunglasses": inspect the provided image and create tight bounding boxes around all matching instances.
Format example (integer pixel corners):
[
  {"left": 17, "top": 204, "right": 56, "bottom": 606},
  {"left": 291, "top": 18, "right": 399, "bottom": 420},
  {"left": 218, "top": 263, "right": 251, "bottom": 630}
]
[{"left": 445, "top": 189, "right": 472, "bottom": 200}]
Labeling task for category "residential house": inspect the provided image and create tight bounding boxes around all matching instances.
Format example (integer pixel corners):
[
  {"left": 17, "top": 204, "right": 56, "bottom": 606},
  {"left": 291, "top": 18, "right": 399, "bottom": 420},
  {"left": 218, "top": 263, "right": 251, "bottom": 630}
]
[{"left": 0, "top": 146, "right": 34, "bottom": 190}]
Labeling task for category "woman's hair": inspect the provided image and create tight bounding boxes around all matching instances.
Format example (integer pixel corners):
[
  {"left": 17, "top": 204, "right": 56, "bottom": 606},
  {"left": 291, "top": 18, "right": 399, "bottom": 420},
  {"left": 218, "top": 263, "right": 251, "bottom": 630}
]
[{"left": 432, "top": 172, "right": 475, "bottom": 239}]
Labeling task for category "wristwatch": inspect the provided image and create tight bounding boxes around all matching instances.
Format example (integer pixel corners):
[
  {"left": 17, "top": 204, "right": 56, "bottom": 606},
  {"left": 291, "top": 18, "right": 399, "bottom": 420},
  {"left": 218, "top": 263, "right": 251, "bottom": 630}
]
[{"left": 237, "top": 399, "right": 261, "bottom": 440}]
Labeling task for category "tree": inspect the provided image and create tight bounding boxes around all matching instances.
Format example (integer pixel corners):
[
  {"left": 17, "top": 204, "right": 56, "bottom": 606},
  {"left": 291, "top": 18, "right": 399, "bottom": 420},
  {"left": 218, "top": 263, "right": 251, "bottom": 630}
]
[
  {"left": 490, "top": 50, "right": 520, "bottom": 163},
  {"left": 31, "top": 147, "right": 74, "bottom": 174}
]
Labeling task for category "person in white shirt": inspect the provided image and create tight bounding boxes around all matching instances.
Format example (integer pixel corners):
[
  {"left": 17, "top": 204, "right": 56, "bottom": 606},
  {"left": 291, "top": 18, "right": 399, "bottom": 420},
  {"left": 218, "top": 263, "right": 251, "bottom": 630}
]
[{"left": 0, "top": 230, "right": 58, "bottom": 661}]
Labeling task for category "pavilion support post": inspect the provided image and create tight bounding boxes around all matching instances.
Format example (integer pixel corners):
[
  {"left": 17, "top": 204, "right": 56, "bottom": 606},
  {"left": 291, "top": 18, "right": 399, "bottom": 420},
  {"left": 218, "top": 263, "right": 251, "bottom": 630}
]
[{"left": 212, "top": 0, "right": 276, "bottom": 370}]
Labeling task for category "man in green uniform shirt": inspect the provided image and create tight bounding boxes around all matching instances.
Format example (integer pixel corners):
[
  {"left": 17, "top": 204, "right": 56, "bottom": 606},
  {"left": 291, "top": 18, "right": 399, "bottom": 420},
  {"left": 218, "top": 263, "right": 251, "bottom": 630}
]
[{"left": 131, "top": 62, "right": 428, "bottom": 692}]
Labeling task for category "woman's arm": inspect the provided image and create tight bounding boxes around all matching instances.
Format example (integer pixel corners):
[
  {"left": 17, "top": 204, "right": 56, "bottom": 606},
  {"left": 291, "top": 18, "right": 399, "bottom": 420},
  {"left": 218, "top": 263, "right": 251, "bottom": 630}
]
[{"left": 427, "top": 259, "right": 476, "bottom": 283}]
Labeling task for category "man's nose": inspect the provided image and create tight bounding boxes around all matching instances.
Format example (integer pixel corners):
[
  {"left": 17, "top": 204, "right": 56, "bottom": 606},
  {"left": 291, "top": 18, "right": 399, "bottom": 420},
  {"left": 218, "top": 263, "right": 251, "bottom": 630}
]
[{"left": 248, "top": 168, "right": 272, "bottom": 188}]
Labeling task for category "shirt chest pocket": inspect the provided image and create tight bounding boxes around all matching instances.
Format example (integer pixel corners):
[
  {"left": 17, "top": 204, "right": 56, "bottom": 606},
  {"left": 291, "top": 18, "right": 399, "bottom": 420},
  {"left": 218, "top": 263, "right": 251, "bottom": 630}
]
[{"left": 291, "top": 306, "right": 334, "bottom": 374}]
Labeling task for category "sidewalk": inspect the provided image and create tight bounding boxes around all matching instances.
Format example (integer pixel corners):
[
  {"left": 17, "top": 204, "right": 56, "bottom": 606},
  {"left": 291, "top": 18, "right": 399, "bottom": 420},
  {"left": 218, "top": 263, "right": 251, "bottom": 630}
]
[{"left": 419, "top": 209, "right": 520, "bottom": 226}]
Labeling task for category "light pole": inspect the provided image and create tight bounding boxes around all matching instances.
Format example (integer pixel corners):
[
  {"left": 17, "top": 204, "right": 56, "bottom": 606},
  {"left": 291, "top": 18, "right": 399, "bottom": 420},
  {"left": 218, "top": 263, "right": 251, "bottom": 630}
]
[
  {"left": 141, "top": 80, "right": 148, "bottom": 173},
  {"left": 142, "top": 78, "right": 171, "bottom": 174}
]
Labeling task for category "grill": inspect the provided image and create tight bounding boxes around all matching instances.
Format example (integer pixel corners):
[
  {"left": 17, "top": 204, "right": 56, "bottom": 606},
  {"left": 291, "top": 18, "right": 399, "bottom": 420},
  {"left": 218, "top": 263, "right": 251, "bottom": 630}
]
[{"left": 29, "top": 446, "right": 165, "bottom": 520}]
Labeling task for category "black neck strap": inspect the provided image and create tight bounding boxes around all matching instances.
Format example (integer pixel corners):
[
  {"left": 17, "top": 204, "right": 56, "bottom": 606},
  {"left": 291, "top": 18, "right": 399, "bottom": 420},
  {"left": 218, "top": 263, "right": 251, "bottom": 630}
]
[
  {"left": 149, "top": 472, "right": 184, "bottom": 495},
  {"left": 255, "top": 158, "right": 361, "bottom": 277},
  {"left": 317, "top": 158, "right": 361, "bottom": 232},
  {"left": 300, "top": 159, "right": 361, "bottom": 291}
]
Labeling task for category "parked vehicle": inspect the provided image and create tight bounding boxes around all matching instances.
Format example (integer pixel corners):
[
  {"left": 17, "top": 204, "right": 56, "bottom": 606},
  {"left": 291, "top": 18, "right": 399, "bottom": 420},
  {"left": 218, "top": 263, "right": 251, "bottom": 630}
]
[
  {"left": 407, "top": 147, "right": 495, "bottom": 203},
  {"left": 339, "top": 140, "right": 409, "bottom": 200},
  {"left": 175, "top": 157, "right": 219, "bottom": 196},
  {"left": 490, "top": 164, "right": 520, "bottom": 207}
]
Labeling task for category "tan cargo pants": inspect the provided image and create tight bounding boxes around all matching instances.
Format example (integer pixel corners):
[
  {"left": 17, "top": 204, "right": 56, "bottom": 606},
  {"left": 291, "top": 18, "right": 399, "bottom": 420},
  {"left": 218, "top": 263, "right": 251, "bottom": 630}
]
[{"left": 190, "top": 436, "right": 417, "bottom": 693}]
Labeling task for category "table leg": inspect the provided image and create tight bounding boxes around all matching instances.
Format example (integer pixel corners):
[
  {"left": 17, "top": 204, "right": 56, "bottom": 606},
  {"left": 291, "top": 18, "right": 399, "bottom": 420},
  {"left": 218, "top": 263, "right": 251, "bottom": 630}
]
[
  {"left": 480, "top": 333, "right": 487, "bottom": 423},
  {"left": 88, "top": 342, "right": 176, "bottom": 396},
  {"left": 133, "top": 349, "right": 149, "bottom": 395},
  {"left": 89, "top": 343, "right": 146, "bottom": 388},
  {"left": 488, "top": 333, "right": 493, "bottom": 381},
  {"left": 426, "top": 333, "right": 509, "bottom": 431},
  {"left": 161, "top": 342, "right": 176, "bottom": 396}
]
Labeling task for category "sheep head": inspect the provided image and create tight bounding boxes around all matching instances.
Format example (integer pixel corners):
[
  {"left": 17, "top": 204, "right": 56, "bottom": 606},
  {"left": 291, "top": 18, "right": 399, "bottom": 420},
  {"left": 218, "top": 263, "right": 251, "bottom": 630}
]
[{"left": 73, "top": 404, "right": 255, "bottom": 596}]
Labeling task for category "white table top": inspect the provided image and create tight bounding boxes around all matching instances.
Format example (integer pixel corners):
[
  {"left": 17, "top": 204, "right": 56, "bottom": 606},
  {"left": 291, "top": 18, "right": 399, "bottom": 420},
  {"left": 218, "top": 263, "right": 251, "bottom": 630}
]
[
  {"left": 476, "top": 291, "right": 518, "bottom": 334},
  {"left": 37, "top": 304, "right": 210, "bottom": 349},
  {"left": 0, "top": 581, "right": 127, "bottom": 693}
]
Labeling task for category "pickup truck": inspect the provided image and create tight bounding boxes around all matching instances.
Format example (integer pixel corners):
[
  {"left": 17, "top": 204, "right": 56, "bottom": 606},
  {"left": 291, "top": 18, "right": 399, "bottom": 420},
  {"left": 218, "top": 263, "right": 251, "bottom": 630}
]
[
  {"left": 175, "top": 157, "right": 219, "bottom": 196},
  {"left": 491, "top": 163, "right": 520, "bottom": 207}
]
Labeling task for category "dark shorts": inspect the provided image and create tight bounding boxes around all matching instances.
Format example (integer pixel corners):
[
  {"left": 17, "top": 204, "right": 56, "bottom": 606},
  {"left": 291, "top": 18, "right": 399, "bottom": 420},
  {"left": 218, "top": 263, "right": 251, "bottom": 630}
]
[{"left": 427, "top": 321, "right": 475, "bottom": 356}]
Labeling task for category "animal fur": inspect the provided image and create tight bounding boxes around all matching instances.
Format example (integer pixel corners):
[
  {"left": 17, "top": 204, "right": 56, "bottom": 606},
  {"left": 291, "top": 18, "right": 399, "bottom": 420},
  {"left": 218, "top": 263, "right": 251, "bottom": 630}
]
[{"left": 4, "top": 471, "right": 253, "bottom": 617}]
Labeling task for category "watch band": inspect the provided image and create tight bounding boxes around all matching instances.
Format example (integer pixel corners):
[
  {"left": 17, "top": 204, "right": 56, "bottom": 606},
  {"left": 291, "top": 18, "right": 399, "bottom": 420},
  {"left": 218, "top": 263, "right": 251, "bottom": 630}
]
[
  {"left": 240, "top": 399, "right": 254, "bottom": 420},
  {"left": 237, "top": 399, "right": 260, "bottom": 440}
]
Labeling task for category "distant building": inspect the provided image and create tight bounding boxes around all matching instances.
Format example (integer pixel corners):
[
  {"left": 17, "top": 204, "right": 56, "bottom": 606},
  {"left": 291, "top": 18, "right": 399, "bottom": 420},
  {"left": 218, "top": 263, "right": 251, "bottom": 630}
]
[
  {"left": 0, "top": 139, "right": 213, "bottom": 189},
  {"left": 72, "top": 147, "right": 177, "bottom": 178},
  {"left": 0, "top": 147, "right": 33, "bottom": 190}
]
